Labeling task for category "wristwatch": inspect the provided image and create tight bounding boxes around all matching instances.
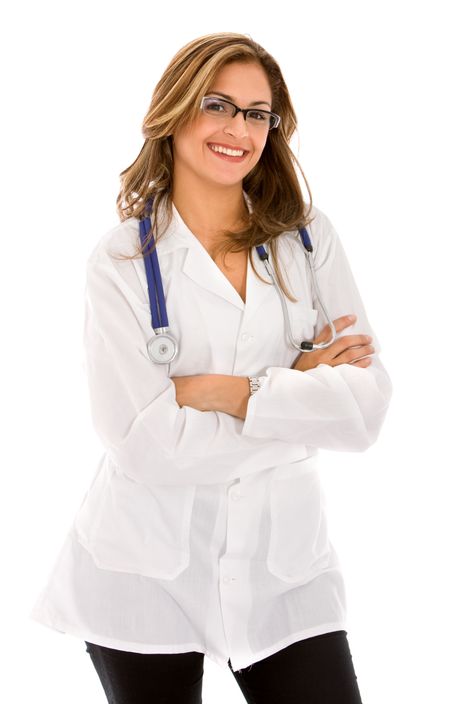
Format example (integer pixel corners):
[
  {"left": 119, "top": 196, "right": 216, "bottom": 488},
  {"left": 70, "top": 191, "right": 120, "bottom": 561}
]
[{"left": 248, "top": 377, "right": 262, "bottom": 396}]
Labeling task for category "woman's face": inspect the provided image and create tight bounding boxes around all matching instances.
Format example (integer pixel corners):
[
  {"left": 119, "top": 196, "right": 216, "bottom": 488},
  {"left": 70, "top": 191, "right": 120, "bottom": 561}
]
[{"left": 172, "top": 61, "right": 273, "bottom": 190}]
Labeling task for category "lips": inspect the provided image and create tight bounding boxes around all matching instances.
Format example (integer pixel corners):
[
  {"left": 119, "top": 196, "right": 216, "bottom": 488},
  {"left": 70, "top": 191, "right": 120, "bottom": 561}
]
[
  {"left": 207, "top": 142, "right": 249, "bottom": 161},
  {"left": 208, "top": 142, "right": 248, "bottom": 152}
]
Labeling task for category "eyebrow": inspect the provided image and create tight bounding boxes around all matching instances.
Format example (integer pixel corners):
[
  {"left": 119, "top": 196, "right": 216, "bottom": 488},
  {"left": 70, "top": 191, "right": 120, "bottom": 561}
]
[{"left": 208, "top": 91, "right": 272, "bottom": 109}]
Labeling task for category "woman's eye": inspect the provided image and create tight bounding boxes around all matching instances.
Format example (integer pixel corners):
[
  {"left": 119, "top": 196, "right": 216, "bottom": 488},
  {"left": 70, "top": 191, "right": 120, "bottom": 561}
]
[
  {"left": 248, "top": 110, "right": 268, "bottom": 122},
  {"left": 205, "top": 101, "right": 225, "bottom": 112}
]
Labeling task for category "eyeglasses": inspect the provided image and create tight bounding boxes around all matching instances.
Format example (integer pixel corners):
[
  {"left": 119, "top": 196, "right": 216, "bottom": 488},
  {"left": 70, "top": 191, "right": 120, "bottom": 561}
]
[{"left": 200, "top": 96, "right": 281, "bottom": 130}]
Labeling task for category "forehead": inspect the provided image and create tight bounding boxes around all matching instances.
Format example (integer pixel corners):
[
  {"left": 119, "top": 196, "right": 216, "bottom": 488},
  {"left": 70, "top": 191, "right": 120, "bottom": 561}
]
[{"left": 208, "top": 61, "right": 272, "bottom": 104}]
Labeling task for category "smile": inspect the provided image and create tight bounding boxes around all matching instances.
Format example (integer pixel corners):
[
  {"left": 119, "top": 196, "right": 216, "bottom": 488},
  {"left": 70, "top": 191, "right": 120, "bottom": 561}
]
[{"left": 207, "top": 143, "right": 248, "bottom": 160}]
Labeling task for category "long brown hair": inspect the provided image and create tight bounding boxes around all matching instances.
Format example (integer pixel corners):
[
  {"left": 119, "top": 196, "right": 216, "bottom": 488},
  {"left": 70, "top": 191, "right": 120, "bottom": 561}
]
[{"left": 115, "top": 32, "right": 315, "bottom": 300}]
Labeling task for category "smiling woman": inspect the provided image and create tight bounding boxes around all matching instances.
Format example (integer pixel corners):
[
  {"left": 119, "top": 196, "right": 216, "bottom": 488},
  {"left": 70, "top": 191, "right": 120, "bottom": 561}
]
[
  {"left": 31, "top": 31, "right": 392, "bottom": 704},
  {"left": 174, "top": 63, "right": 270, "bottom": 172},
  {"left": 112, "top": 33, "right": 314, "bottom": 300},
  {"left": 171, "top": 61, "right": 274, "bottom": 251}
]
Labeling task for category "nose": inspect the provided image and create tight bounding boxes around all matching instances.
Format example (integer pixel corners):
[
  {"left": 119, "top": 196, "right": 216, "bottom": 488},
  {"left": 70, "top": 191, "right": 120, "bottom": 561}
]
[{"left": 224, "top": 110, "right": 249, "bottom": 139}]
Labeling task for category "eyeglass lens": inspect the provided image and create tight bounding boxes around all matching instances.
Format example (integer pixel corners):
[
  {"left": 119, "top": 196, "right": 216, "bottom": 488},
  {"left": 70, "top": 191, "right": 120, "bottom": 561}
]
[{"left": 202, "top": 97, "right": 278, "bottom": 129}]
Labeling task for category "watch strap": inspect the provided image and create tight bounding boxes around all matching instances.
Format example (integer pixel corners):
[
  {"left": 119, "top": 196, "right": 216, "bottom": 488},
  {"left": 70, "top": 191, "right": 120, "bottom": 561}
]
[{"left": 248, "top": 376, "right": 262, "bottom": 396}]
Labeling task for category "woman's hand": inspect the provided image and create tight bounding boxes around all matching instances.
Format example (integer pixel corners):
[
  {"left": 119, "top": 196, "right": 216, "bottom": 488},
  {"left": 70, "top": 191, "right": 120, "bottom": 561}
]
[
  {"left": 291, "top": 315, "right": 375, "bottom": 372},
  {"left": 171, "top": 375, "right": 212, "bottom": 412},
  {"left": 171, "top": 374, "right": 249, "bottom": 419}
]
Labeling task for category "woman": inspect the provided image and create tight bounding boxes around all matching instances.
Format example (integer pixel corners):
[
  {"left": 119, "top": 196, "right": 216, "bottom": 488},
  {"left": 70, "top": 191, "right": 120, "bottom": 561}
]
[{"left": 31, "top": 32, "right": 393, "bottom": 703}]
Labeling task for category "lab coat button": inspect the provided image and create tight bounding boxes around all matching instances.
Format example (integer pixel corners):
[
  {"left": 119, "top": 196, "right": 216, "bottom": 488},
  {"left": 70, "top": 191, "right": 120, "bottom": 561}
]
[
  {"left": 222, "top": 576, "right": 237, "bottom": 584},
  {"left": 231, "top": 491, "right": 243, "bottom": 501},
  {"left": 241, "top": 332, "right": 254, "bottom": 342}
]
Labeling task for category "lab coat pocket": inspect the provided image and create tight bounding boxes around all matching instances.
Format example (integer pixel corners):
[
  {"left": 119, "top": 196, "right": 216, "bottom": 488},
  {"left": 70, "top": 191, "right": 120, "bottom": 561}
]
[
  {"left": 286, "top": 302, "right": 318, "bottom": 345},
  {"left": 267, "top": 456, "right": 332, "bottom": 584},
  {"left": 74, "top": 458, "right": 195, "bottom": 580}
]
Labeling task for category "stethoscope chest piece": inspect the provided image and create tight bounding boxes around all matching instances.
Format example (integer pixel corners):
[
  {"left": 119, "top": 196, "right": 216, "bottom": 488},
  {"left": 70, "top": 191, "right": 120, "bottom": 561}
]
[{"left": 147, "top": 333, "right": 178, "bottom": 364}]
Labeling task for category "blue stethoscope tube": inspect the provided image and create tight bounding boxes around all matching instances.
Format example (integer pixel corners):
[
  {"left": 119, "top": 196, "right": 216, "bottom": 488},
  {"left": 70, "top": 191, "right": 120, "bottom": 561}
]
[
  {"left": 139, "top": 198, "right": 337, "bottom": 364},
  {"left": 139, "top": 199, "right": 178, "bottom": 363}
]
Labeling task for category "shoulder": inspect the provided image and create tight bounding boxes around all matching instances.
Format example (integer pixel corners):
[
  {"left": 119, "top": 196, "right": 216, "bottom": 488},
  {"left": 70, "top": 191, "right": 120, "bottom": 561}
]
[
  {"left": 307, "top": 204, "right": 340, "bottom": 266},
  {"left": 86, "top": 199, "right": 179, "bottom": 269},
  {"left": 279, "top": 203, "right": 339, "bottom": 268},
  {"left": 86, "top": 217, "right": 141, "bottom": 268},
  {"left": 307, "top": 203, "right": 336, "bottom": 237},
  {"left": 83, "top": 218, "right": 147, "bottom": 307}
]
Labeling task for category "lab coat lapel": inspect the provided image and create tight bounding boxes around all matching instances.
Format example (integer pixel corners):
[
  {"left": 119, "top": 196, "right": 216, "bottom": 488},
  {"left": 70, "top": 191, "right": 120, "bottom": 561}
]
[
  {"left": 135, "top": 205, "right": 244, "bottom": 310},
  {"left": 175, "top": 199, "right": 275, "bottom": 314},
  {"left": 148, "top": 195, "right": 277, "bottom": 313},
  {"left": 182, "top": 243, "right": 246, "bottom": 311},
  {"left": 241, "top": 249, "right": 276, "bottom": 325},
  {"left": 182, "top": 238, "right": 280, "bottom": 316},
  {"left": 237, "top": 190, "right": 278, "bottom": 324},
  {"left": 159, "top": 202, "right": 244, "bottom": 310}
]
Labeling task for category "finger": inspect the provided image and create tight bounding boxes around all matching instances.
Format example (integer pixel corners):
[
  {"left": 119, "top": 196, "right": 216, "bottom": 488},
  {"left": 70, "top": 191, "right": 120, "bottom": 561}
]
[
  {"left": 329, "top": 352, "right": 373, "bottom": 369},
  {"left": 334, "top": 344, "right": 375, "bottom": 364},
  {"left": 324, "top": 335, "right": 373, "bottom": 359},
  {"left": 314, "top": 315, "right": 357, "bottom": 344},
  {"left": 350, "top": 357, "right": 372, "bottom": 367},
  {"left": 334, "top": 336, "right": 374, "bottom": 356}
]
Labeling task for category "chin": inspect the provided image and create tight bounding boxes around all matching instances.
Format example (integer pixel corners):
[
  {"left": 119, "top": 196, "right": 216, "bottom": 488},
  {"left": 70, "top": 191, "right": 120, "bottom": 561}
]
[
  {"left": 212, "top": 178, "right": 246, "bottom": 189},
  {"left": 203, "top": 171, "right": 244, "bottom": 188}
]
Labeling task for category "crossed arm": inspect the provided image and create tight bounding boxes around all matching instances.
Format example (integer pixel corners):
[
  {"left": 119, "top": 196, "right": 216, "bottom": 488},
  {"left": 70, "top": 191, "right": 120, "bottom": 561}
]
[
  {"left": 172, "top": 374, "right": 250, "bottom": 420},
  {"left": 171, "top": 315, "right": 376, "bottom": 420}
]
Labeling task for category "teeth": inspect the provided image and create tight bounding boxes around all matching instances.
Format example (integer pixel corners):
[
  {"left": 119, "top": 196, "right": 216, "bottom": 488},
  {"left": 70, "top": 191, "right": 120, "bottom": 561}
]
[{"left": 210, "top": 144, "right": 245, "bottom": 157}]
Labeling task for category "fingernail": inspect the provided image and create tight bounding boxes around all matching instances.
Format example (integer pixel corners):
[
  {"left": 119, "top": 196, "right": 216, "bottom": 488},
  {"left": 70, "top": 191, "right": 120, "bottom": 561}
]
[{"left": 348, "top": 315, "right": 356, "bottom": 321}]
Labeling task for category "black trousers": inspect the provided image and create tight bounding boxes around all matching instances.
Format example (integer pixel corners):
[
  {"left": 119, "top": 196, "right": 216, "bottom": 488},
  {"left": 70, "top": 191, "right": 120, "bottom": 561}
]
[{"left": 85, "top": 630, "right": 363, "bottom": 703}]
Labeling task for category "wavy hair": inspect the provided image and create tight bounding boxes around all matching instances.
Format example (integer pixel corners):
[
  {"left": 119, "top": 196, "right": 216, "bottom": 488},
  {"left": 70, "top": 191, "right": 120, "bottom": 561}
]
[{"left": 115, "top": 32, "right": 314, "bottom": 300}]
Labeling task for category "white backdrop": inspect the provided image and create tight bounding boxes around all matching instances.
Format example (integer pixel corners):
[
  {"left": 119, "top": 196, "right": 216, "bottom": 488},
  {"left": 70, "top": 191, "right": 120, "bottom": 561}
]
[{"left": 2, "top": 1, "right": 449, "bottom": 702}]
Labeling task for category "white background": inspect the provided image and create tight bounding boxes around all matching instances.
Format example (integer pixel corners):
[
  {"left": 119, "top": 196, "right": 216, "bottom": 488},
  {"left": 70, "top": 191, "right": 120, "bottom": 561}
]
[{"left": 2, "top": 1, "right": 449, "bottom": 702}]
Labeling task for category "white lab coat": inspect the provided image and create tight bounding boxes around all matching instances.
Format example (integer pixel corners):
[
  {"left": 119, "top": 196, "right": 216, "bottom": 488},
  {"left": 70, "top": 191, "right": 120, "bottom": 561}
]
[{"left": 30, "top": 194, "right": 393, "bottom": 671}]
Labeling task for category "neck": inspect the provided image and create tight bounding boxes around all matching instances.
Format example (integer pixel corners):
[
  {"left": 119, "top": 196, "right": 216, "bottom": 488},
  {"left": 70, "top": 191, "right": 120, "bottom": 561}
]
[{"left": 171, "top": 174, "right": 248, "bottom": 246}]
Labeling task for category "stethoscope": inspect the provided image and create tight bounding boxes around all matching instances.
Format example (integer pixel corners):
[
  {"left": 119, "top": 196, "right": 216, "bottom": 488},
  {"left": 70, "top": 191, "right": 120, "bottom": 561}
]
[{"left": 139, "top": 197, "right": 337, "bottom": 364}]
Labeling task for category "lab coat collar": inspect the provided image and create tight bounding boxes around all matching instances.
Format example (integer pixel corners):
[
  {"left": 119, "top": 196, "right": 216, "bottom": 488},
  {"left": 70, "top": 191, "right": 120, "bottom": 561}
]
[
  {"left": 152, "top": 190, "right": 253, "bottom": 256},
  {"left": 152, "top": 191, "right": 275, "bottom": 312},
  {"left": 135, "top": 191, "right": 299, "bottom": 316}
]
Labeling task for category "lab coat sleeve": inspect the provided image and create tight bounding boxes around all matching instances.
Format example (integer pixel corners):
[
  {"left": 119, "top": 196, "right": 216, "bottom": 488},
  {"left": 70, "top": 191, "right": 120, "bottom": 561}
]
[
  {"left": 241, "top": 209, "right": 393, "bottom": 450},
  {"left": 83, "top": 250, "right": 312, "bottom": 487}
]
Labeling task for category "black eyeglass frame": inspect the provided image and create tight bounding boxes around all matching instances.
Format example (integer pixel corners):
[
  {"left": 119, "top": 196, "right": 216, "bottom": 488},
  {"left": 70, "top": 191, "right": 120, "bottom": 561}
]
[{"left": 200, "top": 96, "right": 281, "bottom": 130}]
